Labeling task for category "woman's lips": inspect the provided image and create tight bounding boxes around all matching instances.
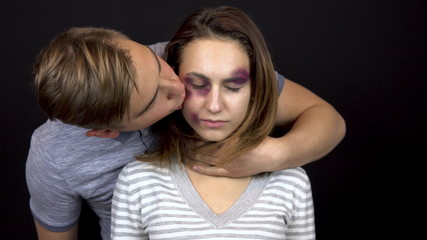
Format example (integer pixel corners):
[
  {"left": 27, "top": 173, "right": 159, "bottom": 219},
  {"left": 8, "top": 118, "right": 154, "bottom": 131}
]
[{"left": 201, "top": 119, "right": 226, "bottom": 128}]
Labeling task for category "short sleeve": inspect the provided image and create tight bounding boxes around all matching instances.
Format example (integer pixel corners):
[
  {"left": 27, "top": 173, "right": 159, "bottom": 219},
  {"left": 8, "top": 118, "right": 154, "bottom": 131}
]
[
  {"left": 276, "top": 71, "right": 285, "bottom": 94},
  {"left": 26, "top": 135, "right": 81, "bottom": 231},
  {"left": 286, "top": 168, "right": 316, "bottom": 239},
  {"left": 148, "top": 41, "right": 168, "bottom": 57}
]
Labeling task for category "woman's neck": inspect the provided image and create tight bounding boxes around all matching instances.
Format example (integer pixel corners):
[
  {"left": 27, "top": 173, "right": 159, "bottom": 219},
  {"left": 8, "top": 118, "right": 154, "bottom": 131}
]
[{"left": 184, "top": 162, "right": 252, "bottom": 214}]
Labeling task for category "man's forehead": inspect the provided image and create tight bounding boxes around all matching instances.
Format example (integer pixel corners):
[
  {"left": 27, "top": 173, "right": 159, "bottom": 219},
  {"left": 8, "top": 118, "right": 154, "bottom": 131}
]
[
  {"left": 145, "top": 45, "right": 161, "bottom": 74},
  {"left": 131, "top": 45, "right": 161, "bottom": 119}
]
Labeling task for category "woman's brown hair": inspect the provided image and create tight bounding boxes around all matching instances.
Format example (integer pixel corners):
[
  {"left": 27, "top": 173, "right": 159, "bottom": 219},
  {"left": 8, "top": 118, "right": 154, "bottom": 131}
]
[{"left": 139, "top": 6, "right": 278, "bottom": 167}]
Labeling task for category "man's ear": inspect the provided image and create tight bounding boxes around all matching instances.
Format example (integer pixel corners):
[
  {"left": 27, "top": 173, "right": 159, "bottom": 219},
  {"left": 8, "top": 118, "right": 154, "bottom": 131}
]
[{"left": 85, "top": 129, "right": 120, "bottom": 138}]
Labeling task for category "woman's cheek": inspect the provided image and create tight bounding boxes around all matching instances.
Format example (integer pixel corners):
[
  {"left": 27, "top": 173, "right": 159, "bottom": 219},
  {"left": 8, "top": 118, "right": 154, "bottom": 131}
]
[
  {"left": 190, "top": 112, "right": 199, "bottom": 123},
  {"left": 184, "top": 86, "right": 192, "bottom": 100}
]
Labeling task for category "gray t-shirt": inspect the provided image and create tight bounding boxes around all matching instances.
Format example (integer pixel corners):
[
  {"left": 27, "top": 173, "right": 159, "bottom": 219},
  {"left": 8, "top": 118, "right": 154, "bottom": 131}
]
[
  {"left": 26, "top": 120, "right": 153, "bottom": 239},
  {"left": 25, "top": 42, "right": 286, "bottom": 240}
]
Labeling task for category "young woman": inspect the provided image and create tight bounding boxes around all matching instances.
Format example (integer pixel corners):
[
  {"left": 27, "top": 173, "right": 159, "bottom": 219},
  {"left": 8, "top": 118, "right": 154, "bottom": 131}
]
[{"left": 111, "top": 6, "right": 315, "bottom": 239}]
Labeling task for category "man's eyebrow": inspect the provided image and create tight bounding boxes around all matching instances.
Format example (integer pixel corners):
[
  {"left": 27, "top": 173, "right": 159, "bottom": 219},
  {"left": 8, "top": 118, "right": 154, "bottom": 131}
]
[
  {"left": 146, "top": 45, "right": 161, "bottom": 74},
  {"left": 135, "top": 87, "right": 158, "bottom": 118}
]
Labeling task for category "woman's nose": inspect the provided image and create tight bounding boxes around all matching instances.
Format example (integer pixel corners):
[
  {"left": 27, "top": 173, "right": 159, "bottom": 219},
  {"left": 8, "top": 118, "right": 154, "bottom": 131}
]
[{"left": 206, "top": 89, "right": 222, "bottom": 113}]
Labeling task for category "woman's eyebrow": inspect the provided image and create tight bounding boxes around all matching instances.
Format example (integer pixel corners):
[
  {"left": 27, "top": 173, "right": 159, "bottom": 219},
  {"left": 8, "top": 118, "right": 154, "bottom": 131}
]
[
  {"left": 186, "top": 72, "right": 249, "bottom": 84},
  {"left": 185, "top": 72, "right": 210, "bottom": 81}
]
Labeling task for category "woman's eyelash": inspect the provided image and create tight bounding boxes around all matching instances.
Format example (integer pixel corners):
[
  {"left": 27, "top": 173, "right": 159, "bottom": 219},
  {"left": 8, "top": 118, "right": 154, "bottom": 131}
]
[
  {"left": 191, "top": 84, "right": 207, "bottom": 89},
  {"left": 226, "top": 86, "right": 241, "bottom": 92},
  {"left": 189, "top": 82, "right": 241, "bottom": 92}
]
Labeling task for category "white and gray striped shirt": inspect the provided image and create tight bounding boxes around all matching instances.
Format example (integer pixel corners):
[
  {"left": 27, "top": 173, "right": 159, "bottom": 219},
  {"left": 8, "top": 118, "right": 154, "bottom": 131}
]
[{"left": 111, "top": 159, "right": 315, "bottom": 240}]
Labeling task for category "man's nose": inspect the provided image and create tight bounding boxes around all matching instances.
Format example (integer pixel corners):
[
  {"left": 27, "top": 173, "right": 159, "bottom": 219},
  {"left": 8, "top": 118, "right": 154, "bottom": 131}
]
[{"left": 165, "top": 76, "right": 185, "bottom": 100}]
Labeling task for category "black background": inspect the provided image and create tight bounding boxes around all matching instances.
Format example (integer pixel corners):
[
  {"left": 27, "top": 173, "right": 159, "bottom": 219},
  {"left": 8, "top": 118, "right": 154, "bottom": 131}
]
[{"left": 1, "top": 0, "right": 426, "bottom": 239}]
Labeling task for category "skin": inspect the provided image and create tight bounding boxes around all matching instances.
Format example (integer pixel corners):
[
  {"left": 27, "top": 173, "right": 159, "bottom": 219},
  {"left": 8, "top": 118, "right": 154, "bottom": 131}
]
[{"left": 181, "top": 39, "right": 251, "bottom": 142}]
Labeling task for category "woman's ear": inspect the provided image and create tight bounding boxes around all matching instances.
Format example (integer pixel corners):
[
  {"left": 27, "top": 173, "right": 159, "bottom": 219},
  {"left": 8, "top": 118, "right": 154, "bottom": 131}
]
[{"left": 85, "top": 129, "right": 120, "bottom": 138}]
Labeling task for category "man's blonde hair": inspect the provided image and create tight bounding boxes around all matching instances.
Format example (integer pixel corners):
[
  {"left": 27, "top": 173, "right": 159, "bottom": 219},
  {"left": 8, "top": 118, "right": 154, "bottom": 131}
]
[{"left": 33, "top": 27, "right": 137, "bottom": 129}]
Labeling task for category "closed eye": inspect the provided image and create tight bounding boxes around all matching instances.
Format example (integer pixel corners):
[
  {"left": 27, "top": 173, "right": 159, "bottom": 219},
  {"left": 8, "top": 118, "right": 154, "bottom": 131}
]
[
  {"left": 225, "top": 86, "right": 241, "bottom": 92},
  {"left": 191, "top": 83, "right": 208, "bottom": 90}
]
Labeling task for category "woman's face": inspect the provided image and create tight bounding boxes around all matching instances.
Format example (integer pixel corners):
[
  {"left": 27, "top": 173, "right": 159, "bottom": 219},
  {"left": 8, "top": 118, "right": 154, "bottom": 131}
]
[{"left": 179, "top": 39, "right": 251, "bottom": 142}]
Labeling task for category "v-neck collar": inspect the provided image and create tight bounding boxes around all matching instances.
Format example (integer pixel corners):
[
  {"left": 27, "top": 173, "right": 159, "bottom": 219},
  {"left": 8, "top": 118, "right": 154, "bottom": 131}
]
[{"left": 169, "top": 160, "right": 271, "bottom": 228}]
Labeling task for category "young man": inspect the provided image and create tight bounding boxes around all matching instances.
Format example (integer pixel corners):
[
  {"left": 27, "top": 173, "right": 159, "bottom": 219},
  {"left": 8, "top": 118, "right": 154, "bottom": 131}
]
[{"left": 26, "top": 27, "right": 345, "bottom": 239}]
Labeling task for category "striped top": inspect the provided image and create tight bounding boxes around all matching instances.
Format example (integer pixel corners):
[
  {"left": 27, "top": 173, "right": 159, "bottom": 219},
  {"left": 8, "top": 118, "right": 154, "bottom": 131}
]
[{"left": 111, "top": 159, "right": 315, "bottom": 240}]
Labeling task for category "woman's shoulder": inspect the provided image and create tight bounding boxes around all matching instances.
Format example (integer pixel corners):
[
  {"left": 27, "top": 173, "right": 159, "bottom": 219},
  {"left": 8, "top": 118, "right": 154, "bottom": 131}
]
[
  {"left": 121, "top": 158, "right": 168, "bottom": 176},
  {"left": 269, "top": 167, "right": 310, "bottom": 184}
]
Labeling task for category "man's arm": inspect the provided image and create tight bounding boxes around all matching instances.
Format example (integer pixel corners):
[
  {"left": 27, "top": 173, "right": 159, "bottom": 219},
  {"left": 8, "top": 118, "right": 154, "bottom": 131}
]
[
  {"left": 35, "top": 220, "right": 78, "bottom": 240},
  {"left": 189, "top": 78, "right": 346, "bottom": 177}
]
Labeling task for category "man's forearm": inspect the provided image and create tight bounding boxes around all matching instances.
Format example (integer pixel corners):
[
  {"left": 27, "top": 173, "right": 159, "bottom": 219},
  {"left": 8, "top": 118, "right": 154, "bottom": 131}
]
[{"left": 271, "top": 103, "right": 346, "bottom": 170}]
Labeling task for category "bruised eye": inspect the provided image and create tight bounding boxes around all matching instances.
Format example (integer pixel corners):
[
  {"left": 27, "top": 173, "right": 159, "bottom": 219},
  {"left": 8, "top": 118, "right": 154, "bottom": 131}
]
[
  {"left": 184, "top": 76, "right": 209, "bottom": 90},
  {"left": 191, "top": 83, "right": 208, "bottom": 90},
  {"left": 223, "top": 75, "right": 249, "bottom": 93}
]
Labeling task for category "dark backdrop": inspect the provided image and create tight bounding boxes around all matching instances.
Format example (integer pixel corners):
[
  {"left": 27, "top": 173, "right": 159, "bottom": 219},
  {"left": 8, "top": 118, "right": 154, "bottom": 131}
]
[{"left": 1, "top": 0, "right": 425, "bottom": 239}]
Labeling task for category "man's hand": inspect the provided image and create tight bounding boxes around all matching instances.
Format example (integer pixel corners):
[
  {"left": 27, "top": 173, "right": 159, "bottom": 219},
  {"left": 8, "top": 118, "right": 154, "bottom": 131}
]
[{"left": 187, "top": 137, "right": 285, "bottom": 177}]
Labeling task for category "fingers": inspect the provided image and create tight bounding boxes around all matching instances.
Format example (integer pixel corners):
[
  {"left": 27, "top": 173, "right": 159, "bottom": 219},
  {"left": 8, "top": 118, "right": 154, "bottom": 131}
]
[
  {"left": 187, "top": 151, "right": 222, "bottom": 166},
  {"left": 189, "top": 163, "right": 231, "bottom": 177}
]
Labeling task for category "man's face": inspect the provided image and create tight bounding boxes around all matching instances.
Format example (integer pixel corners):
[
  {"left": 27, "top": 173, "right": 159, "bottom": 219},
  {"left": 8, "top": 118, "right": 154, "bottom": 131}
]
[{"left": 114, "top": 39, "right": 185, "bottom": 131}]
